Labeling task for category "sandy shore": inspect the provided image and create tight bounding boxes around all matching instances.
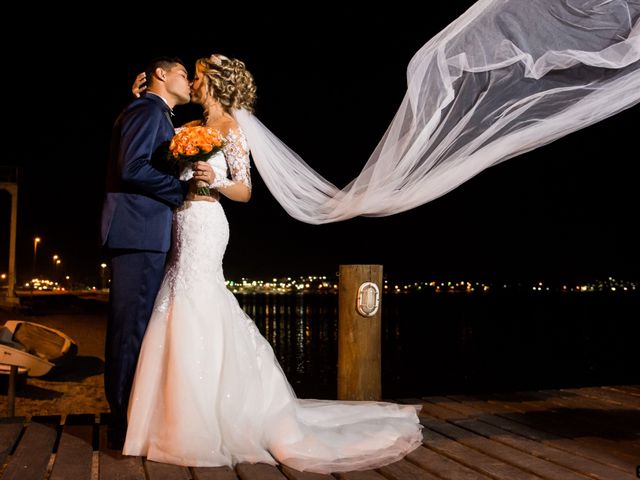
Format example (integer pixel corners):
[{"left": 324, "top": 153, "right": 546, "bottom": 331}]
[{"left": 0, "top": 305, "right": 110, "bottom": 418}]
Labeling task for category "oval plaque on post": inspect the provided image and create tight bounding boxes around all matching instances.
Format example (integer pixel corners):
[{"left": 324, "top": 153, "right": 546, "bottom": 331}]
[{"left": 356, "top": 282, "right": 380, "bottom": 317}]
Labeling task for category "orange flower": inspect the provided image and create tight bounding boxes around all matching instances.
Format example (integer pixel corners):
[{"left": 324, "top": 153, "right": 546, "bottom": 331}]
[
  {"left": 167, "top": 126, "right": 226, "bottom": 196},
  {"left": 169, "top": 126, "right": 225, "bottom": 162}
]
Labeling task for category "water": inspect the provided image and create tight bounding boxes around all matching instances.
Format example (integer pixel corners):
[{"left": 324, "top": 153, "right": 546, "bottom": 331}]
[
  {"left": 239, "top": 293, "right": 338, "bottom": 398},
  {"left": 15, "top": 289, "right": 639, "bottom": 399},
  {"left": 237, "top": 290, "right": 640, "bottom": 399}
]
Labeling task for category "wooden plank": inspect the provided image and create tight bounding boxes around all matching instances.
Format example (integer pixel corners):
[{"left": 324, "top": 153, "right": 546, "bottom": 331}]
[
  {"left": 335, "top": 471, "right": 386, "bottom": 480},
  {"left": 98, "top": 451, "right": 145, "bottom": 480},
  {"left": 0, "top": 418, "right": 23, "bottom": 469},
  {"left": 49, "top": 414, "right": 95, "bottom": 480},
  {"left": 446, "top": 394, "right": 631, "bottom": 475},
  {"left": 31, "top": 415, "right": 61, "bottom": 426},
  {"left": 145, "top": 459, "right": 191, "bottom": 480},
  {"left": 192, "top": 466, "right": 238, "bottom": 480},
  {"left": 603, "top": 385, "right": 640, "bottom": 398},
  {"left": 609, "top": 385, "right": 640, "bottom": 396},
  {"left": 534, "top": 390, "right": 640, "bottom": 447},
  {"left": 97, "top": 423, "right": 145, "bottom": 480},
  {"left": 421, "top": 410, "right": 592, "bottom": 480},
  {"left": 480, "top": 390, "right": 616, "bottom": 429},
  {"left": 421, "top": 401, "right": 465, "bottom": 421},
  {"left": 378, "top": 458, "right": 441, "bottom": 480},
  {"left": 236, "top": 463, "right": 286, "bottom": 480},
  {"left": 485, "top": 391, "right": 640, "bottom": 468},
  {"left": 64, "top": 414, "right": 96, "bottom": 445},
  {"left": 537, "top": 389, "right": 640, "bottom": 429},
  {"left": 455, "top": 415, "right": 627, "bottom": 480},
  {"left": 1, "top": 421, "right": 57, "bottom": 480},
  {"left": 280, "top": 464, "right": 336, "bottom": 479},
  {"left": 566, "top": 386, "right": 640, "bottom": 409},
  {"left": 543, "top": 387, "right": 640, "bottom": 415},
  {"left": 417, "top": 431, "right": 540, "bottom": 480}
]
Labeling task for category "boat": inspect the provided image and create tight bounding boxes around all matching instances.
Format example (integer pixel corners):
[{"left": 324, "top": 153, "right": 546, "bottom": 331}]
[{"left": 0, "top": 320, "right": 78, "bottom": 377}]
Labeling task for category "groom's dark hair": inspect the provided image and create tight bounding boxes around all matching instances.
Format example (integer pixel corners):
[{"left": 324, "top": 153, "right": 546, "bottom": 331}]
[{"left": 144, "top": 56, "right": 186, "bottom": 87}]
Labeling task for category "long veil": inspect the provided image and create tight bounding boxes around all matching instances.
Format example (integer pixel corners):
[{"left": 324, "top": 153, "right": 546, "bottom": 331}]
[{"left": 235, "top": 0, "right": 640, "bottom": 224}]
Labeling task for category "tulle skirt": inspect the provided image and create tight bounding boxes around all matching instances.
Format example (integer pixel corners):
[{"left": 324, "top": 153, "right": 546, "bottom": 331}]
[{"left": 123, "top": 201, "right": 422, "bottom": 473}]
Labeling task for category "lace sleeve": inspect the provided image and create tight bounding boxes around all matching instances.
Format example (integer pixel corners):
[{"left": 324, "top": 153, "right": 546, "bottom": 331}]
[{"left": 211, "top": 128, "right": 251, "bottom": 190}]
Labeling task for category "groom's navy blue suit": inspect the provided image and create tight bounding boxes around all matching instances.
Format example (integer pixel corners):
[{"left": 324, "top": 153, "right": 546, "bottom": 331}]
[{"left": 101, "top": 93, "right": 188, "bottom": 436}]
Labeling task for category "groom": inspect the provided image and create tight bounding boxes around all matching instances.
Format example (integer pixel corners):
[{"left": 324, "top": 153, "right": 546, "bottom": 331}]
[{"left": 101, "top": 56, "right": 213, "bottom": 449}]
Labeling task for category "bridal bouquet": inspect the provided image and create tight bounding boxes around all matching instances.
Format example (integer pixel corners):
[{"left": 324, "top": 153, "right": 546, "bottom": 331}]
[{"left": 169, "top": 126, "right": 226, "bottom": 195}]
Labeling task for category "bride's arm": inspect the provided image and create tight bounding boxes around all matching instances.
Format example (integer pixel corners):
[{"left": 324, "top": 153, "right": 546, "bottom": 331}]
[
  {"left": 216, "top": 181, "right": 251, "bottom": 203},
  {"left": 212, "top": 128, "right": 252, "bottom": 203}
]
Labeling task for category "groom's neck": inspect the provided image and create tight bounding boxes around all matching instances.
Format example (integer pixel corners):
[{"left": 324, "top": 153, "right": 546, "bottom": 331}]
[{"left": 146, "top": 90, "right": 173, "bottom": 109}]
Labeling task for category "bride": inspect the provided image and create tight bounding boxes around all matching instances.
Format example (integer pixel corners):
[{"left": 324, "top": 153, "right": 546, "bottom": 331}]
[{"left": 122, "top": 54, "right": 423, "bottom": 473}]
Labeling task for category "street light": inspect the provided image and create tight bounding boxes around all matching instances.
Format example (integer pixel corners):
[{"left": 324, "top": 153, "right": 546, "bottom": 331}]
[
  {"left": 54, "top": 257, "right": 61, "bottom": 282},
  {"left": 32, "top": 236, "right": 41, "bottom": 279},
  {"left": 52, "top": 254, "right": 59, "bottom": 280},
  {"left": 100, "top": 263, "right": 108, "bottom": 291}
]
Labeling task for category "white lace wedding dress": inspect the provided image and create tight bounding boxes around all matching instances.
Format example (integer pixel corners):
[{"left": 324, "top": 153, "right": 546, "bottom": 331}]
[{"left": 122, "top": 127, "right": 423, "bottom": 473}]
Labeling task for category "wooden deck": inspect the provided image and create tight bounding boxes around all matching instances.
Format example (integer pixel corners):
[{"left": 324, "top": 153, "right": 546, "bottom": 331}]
[{"left": 1, "top": 385, "right": 638, "bottom": 479}]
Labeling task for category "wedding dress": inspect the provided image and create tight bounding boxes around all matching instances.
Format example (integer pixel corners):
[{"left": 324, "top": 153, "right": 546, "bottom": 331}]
[{"left": 122, "top": 127, "right": 423, "bottom": 473}]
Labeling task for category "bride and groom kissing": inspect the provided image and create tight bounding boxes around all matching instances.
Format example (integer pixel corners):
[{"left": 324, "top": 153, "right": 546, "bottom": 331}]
[{"left": 100, "top": 54, "right": 422, "bottom": 473}]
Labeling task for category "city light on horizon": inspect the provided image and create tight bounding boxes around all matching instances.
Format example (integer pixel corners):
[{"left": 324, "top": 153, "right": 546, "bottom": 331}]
[{"left": 7, "top": 270, "right": 638, "bottom": 296}]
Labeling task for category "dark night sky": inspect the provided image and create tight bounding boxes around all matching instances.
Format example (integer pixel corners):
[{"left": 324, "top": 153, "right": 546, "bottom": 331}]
[{"left": 1, "top": 4, "right": 639, "bottom": 285}]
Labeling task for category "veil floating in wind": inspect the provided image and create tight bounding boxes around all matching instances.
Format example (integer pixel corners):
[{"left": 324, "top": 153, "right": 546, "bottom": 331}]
[{"left": 235, "top": 0, "right": 640, "bottom": 224}]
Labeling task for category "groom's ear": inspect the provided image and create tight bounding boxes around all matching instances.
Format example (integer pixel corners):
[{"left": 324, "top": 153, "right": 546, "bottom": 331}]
[{"left": 153, "top": 67, "right": 167, "bottom": 83}]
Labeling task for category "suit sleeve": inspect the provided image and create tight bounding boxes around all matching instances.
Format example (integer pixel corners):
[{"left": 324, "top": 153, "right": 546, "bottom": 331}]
[{"left": 118, "top": 104, "right": 188, "bottom": 207}]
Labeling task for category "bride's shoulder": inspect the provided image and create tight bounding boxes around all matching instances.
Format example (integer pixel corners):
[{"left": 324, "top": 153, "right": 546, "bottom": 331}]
[
  {"left": 216, "top": 117, "right": 238, "bottom": 135},
  {"left": 219, "top": 118, "right": 246, "bottom": 142}
]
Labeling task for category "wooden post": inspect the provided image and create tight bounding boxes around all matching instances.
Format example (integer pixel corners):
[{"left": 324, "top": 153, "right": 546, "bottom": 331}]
[
  {"left": 1, "top": 177, "right": 19, "bottom": 306},
  {"left": 337, "top": 264, "right": 382, "bottom": 401},
  {"left": 8, "top": 365, "right": 17, "bottom": 417}
]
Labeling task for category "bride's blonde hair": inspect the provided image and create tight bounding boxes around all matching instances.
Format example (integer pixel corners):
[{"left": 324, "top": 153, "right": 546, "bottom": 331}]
[{"left": 197, "top": 54, "right": 257, "bottom": 113}]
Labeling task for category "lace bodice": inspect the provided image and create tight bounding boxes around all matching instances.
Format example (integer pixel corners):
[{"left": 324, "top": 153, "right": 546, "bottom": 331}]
[{"left": 178, "top": 127, "right": 251, "bottom": 191}]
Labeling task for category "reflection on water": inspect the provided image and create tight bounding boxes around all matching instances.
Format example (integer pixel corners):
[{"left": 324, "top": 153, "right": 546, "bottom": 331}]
[
  {"left": 237, "top": 293, "right": 338, "bottom": 398},
  {"left": 236, "top": 291, "right": 640, "bottom": 400}
]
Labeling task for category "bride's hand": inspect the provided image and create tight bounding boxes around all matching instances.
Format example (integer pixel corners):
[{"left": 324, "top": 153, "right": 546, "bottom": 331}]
[
  {"left": 193, "top": 162, "right": 214, "bottom": 182},
  {"left": 132, "top": 72, "right": 147, "bottom": 98},
  {"left": 187, "top": 163, "right": 218, "bottom": 202},
  {"left": 186, "top": 178, "right": 219, "bottom": 202}
]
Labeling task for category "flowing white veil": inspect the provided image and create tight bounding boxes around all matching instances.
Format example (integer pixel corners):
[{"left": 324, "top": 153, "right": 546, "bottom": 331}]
[{"left": 234, "top": 0, "right": 640, "bottom": 224}]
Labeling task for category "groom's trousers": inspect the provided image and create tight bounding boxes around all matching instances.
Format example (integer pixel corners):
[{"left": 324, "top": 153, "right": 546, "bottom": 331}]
[{"left": 104, "top": 249, "right": 167, "bottom": 430}]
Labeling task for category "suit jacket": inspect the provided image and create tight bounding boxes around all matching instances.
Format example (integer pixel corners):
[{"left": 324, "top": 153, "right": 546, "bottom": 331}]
[{"left": 101, "top": 94, "right": 188, "bottom": 252}]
